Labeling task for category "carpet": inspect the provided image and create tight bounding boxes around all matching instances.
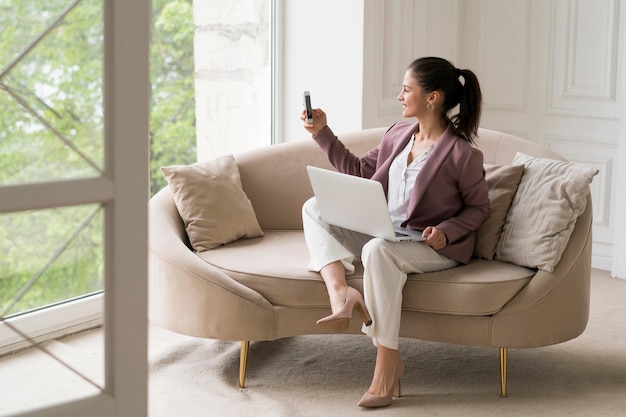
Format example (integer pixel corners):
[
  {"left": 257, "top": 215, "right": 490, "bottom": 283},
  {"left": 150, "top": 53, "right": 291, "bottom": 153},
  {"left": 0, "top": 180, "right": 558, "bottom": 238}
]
[{"left": 148, "top": 270, "right": 626, "bottom": 417}]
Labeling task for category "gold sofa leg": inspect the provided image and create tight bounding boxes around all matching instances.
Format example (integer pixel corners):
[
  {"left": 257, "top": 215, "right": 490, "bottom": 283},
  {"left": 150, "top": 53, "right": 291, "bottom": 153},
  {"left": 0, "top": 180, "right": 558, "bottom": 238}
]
[
  {"left": 499, "top": 347, "right": 508, "bottom": 397},
  {"left": 239, "top": 341, "right": 250, "bottom": 388}
]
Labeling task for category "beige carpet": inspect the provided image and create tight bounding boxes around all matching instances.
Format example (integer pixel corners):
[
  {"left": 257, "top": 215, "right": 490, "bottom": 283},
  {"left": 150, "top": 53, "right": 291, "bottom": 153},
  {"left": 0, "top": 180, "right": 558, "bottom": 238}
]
[
  {"left": 148, "top": 270, "right": 626, "bottom": 417},
  {"left": 1, "top": 270, "right": 625, "bottom": 416}
]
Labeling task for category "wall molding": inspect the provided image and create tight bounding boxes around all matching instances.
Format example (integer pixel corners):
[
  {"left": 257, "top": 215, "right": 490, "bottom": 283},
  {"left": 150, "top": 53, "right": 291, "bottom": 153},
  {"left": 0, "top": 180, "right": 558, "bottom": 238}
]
[
  {"left": 362, "top": 0, "right": 460, "bottom": 128},
  {"left": 547, "top": 137, "right": 615, "bottom": 229},
  {"left": 477, "top": 0, "right": 532, "bottom": 112},
  {"left": 362, "top": 0, "right": 622, "bottom": 271},
  {"left": 547, "top": 0, "right": 620, "bottom": 119}
]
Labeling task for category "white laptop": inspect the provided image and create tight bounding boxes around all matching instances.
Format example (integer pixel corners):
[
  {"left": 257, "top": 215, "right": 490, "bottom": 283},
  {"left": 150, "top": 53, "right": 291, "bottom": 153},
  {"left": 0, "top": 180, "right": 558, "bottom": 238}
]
[{"left": 306, "top": 165, "right": 425, "bottom": 242}]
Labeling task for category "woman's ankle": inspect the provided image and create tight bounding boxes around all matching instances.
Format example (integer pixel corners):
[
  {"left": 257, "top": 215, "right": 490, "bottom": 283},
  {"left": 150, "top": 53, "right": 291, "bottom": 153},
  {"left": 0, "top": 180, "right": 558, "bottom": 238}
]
[
  {"left": 368, "top": 347, "right": 400, "bottom": 394},
  {"left": 327, "top": 284, "right": 348, "bottom": 312},
  {"left": 319, "top": 261, "right": 349, "bottom": 313}
]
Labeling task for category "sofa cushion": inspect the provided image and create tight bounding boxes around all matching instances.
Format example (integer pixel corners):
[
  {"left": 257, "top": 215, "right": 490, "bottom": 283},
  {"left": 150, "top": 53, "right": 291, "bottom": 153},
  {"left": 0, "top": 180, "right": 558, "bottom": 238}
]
[
  {"left": 403, "top": 259, "right": 534, "bottom": 315},
  {"left": 495, "top": 153, "right": 598, "bottom": 272},
  {"left": 199, "top": 231, "right": 331, "bottom": 306},
  {"left": 198, "top": 231, "right": 535, "bottom": 316},
  {"left": 161, "top": 155, "right": 263, "bottom": 252},
  {"left": 473, "top": 164, "right": 525, "bottom": 260}
]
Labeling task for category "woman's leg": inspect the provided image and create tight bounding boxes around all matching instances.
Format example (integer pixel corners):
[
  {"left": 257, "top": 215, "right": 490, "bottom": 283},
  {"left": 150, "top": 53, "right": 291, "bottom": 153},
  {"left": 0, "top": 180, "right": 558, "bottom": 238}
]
[
  {"left": 357, "top": 345, "right": 404, "bottom": 407},
  {"left": 302, "top": 197, "right": 357, "bottom": 274},
  {"left": 319, "top": 261, "right": 349, "bottom": 314},
  {"left": 368, "top": 345, "right": 402, "bottom": 396},
  {"left": 360, "top": 238, "right": 457, "bottom": 402},
  {"left": 302, "top": 197, "right": 372, "bottom": 318}
]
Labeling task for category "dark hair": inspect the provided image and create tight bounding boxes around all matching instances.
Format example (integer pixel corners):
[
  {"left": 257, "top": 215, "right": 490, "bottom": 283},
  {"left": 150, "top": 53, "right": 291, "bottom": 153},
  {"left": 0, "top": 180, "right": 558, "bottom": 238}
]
[{"left": 408, "top": 57, "right": 482, "bottom": 143}]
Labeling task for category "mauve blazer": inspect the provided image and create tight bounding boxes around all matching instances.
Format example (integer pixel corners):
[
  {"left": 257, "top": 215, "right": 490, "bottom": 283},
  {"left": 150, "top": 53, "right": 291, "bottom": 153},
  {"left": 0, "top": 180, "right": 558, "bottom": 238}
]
[{"left": 312, "top": 122, "right": 490, "bottom": 264}]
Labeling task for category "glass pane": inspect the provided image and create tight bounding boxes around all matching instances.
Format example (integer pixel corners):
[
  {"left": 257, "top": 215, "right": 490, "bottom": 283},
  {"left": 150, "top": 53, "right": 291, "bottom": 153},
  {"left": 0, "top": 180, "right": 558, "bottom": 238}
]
[
  {"left": 0, "top": 203, "right": 105, "bottom": 415},
  {"left": 0, "top": 0, "right": 104, "bottom": 186},
  {"left": 0, "top": 2, "right": 71, "bottom": 64},
  {"left": 193, "top": 0, "right": 271, "bottom": 162},
  {"left": 149, "top": 0, "right": 197, "bottom": 195},
  {"left": 0, "top": 205, "right": 104, "bottom": 318}
]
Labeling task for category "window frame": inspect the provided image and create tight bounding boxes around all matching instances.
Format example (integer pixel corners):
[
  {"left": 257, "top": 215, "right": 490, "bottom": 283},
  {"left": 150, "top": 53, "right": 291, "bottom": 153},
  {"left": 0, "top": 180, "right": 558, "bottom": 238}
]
[
  {"left": 0, "top": 0, "right": 150, "bottom": 415},
  {"left": 0, "top": 293, "right": 103, "bottom": 356}
]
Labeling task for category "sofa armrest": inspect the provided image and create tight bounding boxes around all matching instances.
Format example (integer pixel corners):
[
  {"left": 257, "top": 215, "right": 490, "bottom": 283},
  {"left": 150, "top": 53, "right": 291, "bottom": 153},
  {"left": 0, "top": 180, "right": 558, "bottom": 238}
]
[
  {"left": 148, "top": 187, "right": 277, "bottom": 341},
  {"left": 490, "top": 195, "right": 593, "bottom": 347}
]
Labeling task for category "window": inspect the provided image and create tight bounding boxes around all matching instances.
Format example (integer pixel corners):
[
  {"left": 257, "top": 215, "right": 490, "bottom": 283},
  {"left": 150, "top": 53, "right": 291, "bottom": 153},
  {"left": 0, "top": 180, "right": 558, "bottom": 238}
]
[
  {"left": 1, "top": 0, "right": 275, "bottom": 414},
  {"left": 0, "top": 0, "right": 106, "bottom": 351},
  {"left": 0, "top": 0, "right": 150, "bottom": 415},
  {"left": 193, "top": 0, "right": 276, "bottom": 161},
  {"left": 149, "top": 0, "right": 196, "bottom": 195},
  {"left": 0, "top": 0, "right": 201, "bottom": 350}
]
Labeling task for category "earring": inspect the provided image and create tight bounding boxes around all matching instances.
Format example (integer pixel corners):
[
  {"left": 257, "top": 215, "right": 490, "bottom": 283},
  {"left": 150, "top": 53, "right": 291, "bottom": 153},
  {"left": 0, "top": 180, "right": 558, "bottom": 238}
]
[{"left": 427, "top": 103, "right": 434, "bottom": 111}]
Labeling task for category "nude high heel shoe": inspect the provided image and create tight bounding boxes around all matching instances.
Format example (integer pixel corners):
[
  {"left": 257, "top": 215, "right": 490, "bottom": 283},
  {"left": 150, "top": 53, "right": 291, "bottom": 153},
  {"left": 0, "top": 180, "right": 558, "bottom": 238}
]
[
  {"left": 316, "top": 286, "right": 372, "bottom": 333},
  {"left": 357, "top": 358, "right": 404, "bottom": 408}
]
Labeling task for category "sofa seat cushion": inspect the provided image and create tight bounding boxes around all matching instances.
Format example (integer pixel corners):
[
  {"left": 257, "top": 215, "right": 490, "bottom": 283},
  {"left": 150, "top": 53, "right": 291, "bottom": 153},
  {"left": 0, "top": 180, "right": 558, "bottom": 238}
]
[
  {"left": 197, "top": 231, "right": 536, "bottom": 315},
  {"left": 198, "top": 231, "right": 333, "bottom": 307},
  {"left": 404, "top": 259, "right": 535, "bottom": 315}
]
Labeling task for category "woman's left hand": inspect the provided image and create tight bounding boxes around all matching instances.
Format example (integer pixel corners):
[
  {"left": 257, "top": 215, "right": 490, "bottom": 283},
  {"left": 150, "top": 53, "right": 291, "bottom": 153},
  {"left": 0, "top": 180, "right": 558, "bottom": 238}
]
[{"left": 422, "top": 226, "right": 448, "bottom": 250}]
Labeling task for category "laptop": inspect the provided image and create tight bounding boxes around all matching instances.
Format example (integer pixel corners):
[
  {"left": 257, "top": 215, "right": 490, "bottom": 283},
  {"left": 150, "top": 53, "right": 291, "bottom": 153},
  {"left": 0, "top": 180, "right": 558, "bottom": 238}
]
[{"left": 306, "top": 165, "right": 425, "bottom": 242}]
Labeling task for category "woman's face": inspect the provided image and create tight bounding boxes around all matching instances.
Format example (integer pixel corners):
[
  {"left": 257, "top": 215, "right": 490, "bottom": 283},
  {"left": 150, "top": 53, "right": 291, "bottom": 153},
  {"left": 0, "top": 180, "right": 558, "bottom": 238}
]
[{"left": 397, "top": 69, "right": 429, "bottom": 118}]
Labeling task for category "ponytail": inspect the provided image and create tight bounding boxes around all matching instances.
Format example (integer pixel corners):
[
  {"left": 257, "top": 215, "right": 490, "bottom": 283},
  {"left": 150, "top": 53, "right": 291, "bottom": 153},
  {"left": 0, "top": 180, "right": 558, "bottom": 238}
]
[{"left": 450, "top": 68, "right": 482, "bottom": 144}]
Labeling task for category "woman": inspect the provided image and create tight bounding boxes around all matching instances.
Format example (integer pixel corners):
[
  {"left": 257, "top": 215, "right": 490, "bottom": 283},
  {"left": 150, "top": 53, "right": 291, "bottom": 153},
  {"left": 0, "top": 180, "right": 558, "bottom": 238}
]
[{"left": 301, "top": 57, "right": 489, "bottom": 408}]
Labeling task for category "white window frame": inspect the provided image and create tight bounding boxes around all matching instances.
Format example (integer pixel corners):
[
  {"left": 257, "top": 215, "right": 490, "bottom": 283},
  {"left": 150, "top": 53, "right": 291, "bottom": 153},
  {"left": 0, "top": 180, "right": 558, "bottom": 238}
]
[
  {"left": 0, "top": 294, "right": 103, "bottom": 356},
  {"left": 0, "top": 0, "right": 150, "bottom": 415}
]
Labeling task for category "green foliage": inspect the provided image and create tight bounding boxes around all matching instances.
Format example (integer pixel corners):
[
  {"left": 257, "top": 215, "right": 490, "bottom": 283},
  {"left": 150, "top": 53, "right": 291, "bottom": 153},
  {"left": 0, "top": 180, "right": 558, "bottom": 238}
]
[
  {"left": 150, "top": 0, "right": 196, "bottom": 195},
  {"left": 0, "top": 0, "right": 196, "bottom": 315},
  {"left": 0, "top": 205, "right": 104, "bottom": 315},
  {"left": 0, "top": 0, "right": 196, "bottom": 189},
  {"left": 0, "top": 206, "right": 104, "bottom": 315},
  {"left": 0, "top": 0, "right": 104, "bottom": 184}
]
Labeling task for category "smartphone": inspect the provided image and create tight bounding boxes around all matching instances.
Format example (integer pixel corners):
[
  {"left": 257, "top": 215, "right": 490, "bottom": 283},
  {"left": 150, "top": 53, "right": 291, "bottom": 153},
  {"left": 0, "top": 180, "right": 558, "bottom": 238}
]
[{"left": 303, "top": 91, "right": 313, "bottom": 124}]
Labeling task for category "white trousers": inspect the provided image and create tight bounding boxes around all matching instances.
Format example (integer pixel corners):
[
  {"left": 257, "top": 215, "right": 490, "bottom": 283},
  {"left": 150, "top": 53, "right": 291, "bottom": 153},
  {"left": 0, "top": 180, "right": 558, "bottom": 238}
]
[{"left": 302, "top": 197, "right": 457, "bottom": 350}]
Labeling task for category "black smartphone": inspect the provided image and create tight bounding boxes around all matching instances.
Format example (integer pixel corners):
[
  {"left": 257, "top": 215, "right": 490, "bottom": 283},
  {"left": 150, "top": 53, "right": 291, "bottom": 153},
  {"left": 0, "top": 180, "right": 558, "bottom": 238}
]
[{"left": 303, "top": 90, "right": 313, "bottom": 124}]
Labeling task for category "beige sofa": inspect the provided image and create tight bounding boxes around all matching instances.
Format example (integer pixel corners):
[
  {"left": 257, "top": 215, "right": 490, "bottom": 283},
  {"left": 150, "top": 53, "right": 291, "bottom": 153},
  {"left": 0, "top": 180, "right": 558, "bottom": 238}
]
[{"left": 148, "top": 127, "right": 595, "bottom": 397}]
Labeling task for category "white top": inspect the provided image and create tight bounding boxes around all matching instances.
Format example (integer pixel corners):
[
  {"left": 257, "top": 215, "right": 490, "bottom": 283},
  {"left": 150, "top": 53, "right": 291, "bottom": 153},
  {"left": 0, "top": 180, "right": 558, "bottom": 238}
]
[{"left": 387, "top": 135, "right": 434, "bottom": 226}]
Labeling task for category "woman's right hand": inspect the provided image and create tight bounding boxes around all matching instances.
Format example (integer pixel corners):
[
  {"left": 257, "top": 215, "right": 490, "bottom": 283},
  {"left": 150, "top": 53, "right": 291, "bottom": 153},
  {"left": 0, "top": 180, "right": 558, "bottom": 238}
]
[{"left": 300, "top": 108, "right": 328, "bottom": 136}]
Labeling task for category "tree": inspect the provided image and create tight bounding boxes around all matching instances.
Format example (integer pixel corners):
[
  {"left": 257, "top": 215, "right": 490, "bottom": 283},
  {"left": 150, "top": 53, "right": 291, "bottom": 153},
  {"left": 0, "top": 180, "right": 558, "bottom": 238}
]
[
  {"left": 150, "top": 0, "right": 196, "bottom": 195},
  {"left": 0, "top": 0, "right": 196, "bottom": 315}
]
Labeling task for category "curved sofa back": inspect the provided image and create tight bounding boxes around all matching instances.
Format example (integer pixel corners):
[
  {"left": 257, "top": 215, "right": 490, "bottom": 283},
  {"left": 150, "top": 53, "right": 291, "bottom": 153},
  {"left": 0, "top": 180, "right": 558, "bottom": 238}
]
[
  {"left": 235, "top": 128, "right": 386, "bottom": 230},
  {"left": 235, "top": 127, "right": 568, "bottom": 231}
]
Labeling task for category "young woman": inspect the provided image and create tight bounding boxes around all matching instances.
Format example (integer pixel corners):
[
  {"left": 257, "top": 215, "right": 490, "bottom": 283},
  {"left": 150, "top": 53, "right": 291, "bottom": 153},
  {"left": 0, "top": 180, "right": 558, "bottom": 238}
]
[{"left": 301, "top": 57, "right": 489, "bottom": 408}]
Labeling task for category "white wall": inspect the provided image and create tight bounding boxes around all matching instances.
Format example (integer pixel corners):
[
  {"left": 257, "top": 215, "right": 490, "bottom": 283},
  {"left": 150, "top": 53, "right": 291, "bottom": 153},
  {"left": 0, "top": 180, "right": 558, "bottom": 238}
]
[
  {"left": 281, "top": 0, "right": 365, "bottom": 142},
  {"left": 280, "top": 0, "right": 625, "bottom": 275},
  {"left": 362, "top": 0, "right": 460, "bottom": 128},
  {"left": 463, "top": 0, "right": 621, "bottom": 273}
]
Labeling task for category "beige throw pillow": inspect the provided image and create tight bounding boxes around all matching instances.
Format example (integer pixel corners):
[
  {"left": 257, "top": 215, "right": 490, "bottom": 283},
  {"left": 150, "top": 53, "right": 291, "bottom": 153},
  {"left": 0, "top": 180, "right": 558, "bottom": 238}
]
[
  {"left": 161, "top": 155, "right": 263, "bottom": 252},
  {"left": 473, "top": 164, "right": 525, "bottom": 260},
  {"left": 495, "top": 153, "right": 598, "bottom": 272}
]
